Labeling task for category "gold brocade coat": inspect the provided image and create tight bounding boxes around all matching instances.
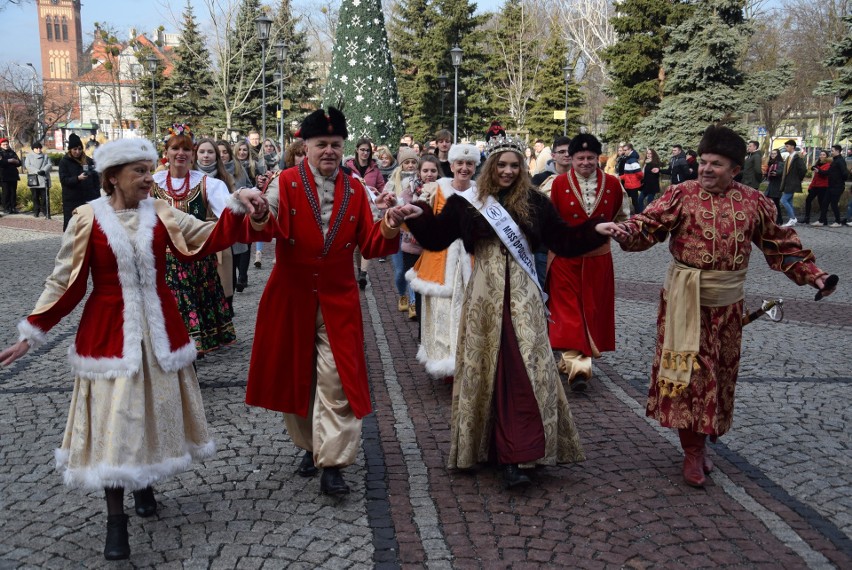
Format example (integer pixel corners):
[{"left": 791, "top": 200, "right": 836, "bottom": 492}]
[
  {"left": 451, "top": 240, "right": 584, "bottom": 469},
  {"left": 619, "top": 181, "right": 827, "bottom": 436}
]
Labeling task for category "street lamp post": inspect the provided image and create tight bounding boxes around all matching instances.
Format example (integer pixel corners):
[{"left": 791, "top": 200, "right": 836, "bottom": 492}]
[
  {"left": 25, "top": 62, "right": 48, "bottom": 219},
  {"left": 437, "top": 74, "right": 447, "bottom": 127},
  {"left": 273, "top": 70, "right": 282, "bottom": 146},
  {"left": 450, "top": 45, "right": 463, "bottom": 144},
  {"left": 274, "top": 41, "right": 288, "bottom": 150},
  {"left": 25, "top": 63, "right": 41, "bottom": 143},
  {"left": 255, "top": 14, "right": 273, "bottom": 140},
  {"left": 145, "top": 56, "right": 159, "bottom": 141},
  {"left": 563, "top": 63, "right": 572, "bottom": 137}
]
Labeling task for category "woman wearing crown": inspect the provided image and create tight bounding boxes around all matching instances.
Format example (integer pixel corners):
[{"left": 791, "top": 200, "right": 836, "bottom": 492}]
[
  {"left": 388, "top": 136, "right": 622, "bottom": 488},
  {"left": 151, "top": 126, "right": 238, "bottom": 354}
]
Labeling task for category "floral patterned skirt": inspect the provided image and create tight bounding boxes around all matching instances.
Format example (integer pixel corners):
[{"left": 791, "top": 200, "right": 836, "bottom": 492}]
[{"left": 165, "top": 252, "right": 236, "bottom": 354}]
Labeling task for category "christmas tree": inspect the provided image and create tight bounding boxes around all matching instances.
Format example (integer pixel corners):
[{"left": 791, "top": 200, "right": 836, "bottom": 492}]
[{"left": 323, "top": 0, "right": 404, "bottom": 153}]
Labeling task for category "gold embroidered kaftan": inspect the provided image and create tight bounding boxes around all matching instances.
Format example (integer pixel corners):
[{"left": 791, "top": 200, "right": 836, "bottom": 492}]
[{"left": 619, "top": 181, "right": 827, "bottom": 436}]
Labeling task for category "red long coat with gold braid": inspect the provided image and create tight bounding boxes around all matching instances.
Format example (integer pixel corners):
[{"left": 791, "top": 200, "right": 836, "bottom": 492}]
[
  {"left": 245, "top": 164, "right": 399, "bottom": 418},
  {"left": 547, "top": 168, "right": 625, "bottom": 355}
]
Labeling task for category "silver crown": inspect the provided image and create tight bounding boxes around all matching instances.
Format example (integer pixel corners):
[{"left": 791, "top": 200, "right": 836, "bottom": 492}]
[{"left": 484, "top": 135, "right": 527, "bottom": 158}]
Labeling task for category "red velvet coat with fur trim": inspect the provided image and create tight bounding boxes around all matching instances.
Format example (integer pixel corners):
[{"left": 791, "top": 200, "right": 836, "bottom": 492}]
[{"left": 17, "top": 197, "right": 270, "bottom": 379}]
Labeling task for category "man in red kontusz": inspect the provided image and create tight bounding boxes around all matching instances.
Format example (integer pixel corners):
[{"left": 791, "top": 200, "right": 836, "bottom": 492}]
[{"left": 244, "top": 107, "right": 400, "bottom": 496}]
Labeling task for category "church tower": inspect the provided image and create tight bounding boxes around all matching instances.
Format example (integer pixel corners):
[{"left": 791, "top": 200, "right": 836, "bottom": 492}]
[{"left": 35, "top": 0, "right": 84, "bottom": 123}]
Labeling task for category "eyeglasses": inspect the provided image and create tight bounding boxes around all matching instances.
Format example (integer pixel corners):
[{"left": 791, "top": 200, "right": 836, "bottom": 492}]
[
  {"left": 553, "top": 150, "right": 570, "bottom": 155},
  {"left": 358, "top": 148, "right": 371, "bottom": 153}
]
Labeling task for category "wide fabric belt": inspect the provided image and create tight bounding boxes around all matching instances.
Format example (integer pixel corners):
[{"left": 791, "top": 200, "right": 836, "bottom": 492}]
[{"left": 658, "top": 261, "right": 747, "bottom": 397}]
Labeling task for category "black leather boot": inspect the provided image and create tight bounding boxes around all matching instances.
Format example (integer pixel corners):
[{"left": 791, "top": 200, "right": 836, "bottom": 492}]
[
  {"left": 132, "top": 487, "right": 157, "bottom": 517},
  {"left": 320, "top": 467, "right": 350, "bottom": 495},
  {"left": 104, "top": 514, "right": 130, "bottom": 560},
  {"left": 501, "top": 464, "right": 531, "bottom": 489},
  {"left": 296, "top": 450, "right": 318, "bottom": 477}
]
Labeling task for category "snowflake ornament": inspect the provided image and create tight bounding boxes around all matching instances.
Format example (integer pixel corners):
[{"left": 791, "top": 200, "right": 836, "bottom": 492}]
[{"left": 364, "top": 116, "right": 372, "bottom": 124}]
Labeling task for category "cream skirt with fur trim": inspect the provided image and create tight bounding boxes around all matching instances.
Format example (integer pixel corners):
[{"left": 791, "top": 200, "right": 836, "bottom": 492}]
[{"left": 55, "top": 338, "right": 214, "bottom": 491}]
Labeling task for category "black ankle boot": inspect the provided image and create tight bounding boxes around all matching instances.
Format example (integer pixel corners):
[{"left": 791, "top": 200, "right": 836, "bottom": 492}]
[
  {"left": 104, "top": 514, "right": 130, "bottom": 560},
  {"left": 320, "top": 467, "right": 350, "bottom": 495},
  {"left": 296, "top": 450, "right": 318, "bottom": 477},
  {"left": 501, "top": 464, "right": 531, "bottom": 489},
  {"left": 132, "top": 487, "right": 157, "bottom": 517}
]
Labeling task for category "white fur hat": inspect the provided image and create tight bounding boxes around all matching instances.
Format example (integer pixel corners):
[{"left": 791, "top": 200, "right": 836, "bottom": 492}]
[
  {"left": 448, "top": 143, "right": 481, "bottom": 166},
  {"left": 93, "top": 139, "right": 159, "bottom": 173}
]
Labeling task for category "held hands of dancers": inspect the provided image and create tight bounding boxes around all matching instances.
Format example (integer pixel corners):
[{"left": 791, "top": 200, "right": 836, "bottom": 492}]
[
  {"left": 595, "top": 222, "right": 631, "bottom": 241},
  {"left": 235, "top": 187, "right": 269, "bottom": 220},
  {"left": 385, "top": 204, "right": 423, "bottom": 229},
  {"left": 374, "top": 191, "right": 397, "bottom": 209}
]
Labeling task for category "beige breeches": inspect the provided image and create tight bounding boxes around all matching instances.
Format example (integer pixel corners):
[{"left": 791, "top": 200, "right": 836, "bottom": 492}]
[
  {"left": 557, "top": 350, "right": 593, "bottom": 381},
  {"left": 283, "top": 307, "right": 362, "bottom": 468}
]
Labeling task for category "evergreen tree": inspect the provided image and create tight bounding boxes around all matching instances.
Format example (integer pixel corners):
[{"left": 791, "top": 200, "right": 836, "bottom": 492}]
[
  {"left": 132, "top": 43, "right": 169, "bottom": 141},
  {"left": 388, "top": 0, "right": 443, "bottom": 141},
  {"left": 160, "top": 0, "right": 217, "bottom": 133},
  {"left": 223, "top": 0, "right": 266, "bottom": 135},
  {"left": 635, "top": 0, "right": 754, "bottom": 149},
  {"left": 323, "top": 0, "right": 405, "bottom": 153},
  {"left": 434, "top": 0, "right": 496, "bottom": 141},
  {"left": 815, "top": 15, "right": 852, "bottom": 140},
  {"left": 600, "top": 0, "right": 691, "bottom": 143},
  {"left": 270, "top": 0, "right": 317, "bottom": 140},
  {"left": 525, "top": 31, "right": 583, "bottom": 142}
]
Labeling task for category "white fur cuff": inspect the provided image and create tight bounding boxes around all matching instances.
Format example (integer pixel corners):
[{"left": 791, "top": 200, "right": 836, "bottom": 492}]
[
  {"left": 17, "top": 319, "right": 47, "bottom": 349},
  {"left": 228, "top": 193, "right": 250, "bottom": 215}
]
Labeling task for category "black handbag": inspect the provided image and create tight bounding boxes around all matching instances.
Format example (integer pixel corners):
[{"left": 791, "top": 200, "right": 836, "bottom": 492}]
[{"left": 27, "top": 173, "right": 40, "bottom": 187}]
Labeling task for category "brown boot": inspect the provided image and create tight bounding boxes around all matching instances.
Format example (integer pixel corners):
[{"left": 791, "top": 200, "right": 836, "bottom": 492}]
[{"left": 677, "top": 429, "right": 707, "bottom": 487}]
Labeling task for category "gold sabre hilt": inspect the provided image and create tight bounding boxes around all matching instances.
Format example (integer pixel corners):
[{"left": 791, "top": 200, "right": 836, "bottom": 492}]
[{"left": 742, "top": 298, "right": 784, "bottom": 326}]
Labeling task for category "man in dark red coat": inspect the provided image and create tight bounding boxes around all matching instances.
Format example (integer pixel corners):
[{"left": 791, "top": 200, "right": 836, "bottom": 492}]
[
  {"left": 245, "top": 107, "right": 400, "bottom": 495},
  {"left": 547, "top": 134, "right": 629, "bottom": 392}
]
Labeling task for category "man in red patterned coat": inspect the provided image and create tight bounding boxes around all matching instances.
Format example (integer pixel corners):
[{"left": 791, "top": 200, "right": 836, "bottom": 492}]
[
  {"left": 547, "top": 134, "right": 629, "bottom": 392},
  {"left": 245, "top": 107, "right": 400, "bottom": 495},
  {"left": 612, "top": 125, "right": 834, "bottom": 488}
]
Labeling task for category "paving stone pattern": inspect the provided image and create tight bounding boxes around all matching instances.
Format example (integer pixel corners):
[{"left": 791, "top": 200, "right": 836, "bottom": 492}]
[{"left": 0, "top": 216, "right": 850, "bottom": 568}]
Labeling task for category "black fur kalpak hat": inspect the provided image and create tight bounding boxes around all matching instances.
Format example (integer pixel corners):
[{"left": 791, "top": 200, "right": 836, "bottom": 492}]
[
  {"left": 295, "top": 106, "right": 348, "bottom": 140},
  {"left": 697, "top": 125, "right": 746, "bottom": 168},
  {"left": 568, "top": 133, "right": 602, "bottom": 156}
]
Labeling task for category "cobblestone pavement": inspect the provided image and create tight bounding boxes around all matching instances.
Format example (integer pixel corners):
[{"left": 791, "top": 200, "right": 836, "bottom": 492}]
[{"left": 0, "top": 216, "right": 849, "bottom": 568}]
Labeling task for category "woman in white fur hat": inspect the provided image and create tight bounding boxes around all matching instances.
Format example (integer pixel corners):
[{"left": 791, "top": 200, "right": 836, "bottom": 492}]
[
  {"left": 0, "top": 138, "right": 270, "bottom": 561},
  {"left": 405, "top": 143, "right": 479, "bottom": 381}
]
